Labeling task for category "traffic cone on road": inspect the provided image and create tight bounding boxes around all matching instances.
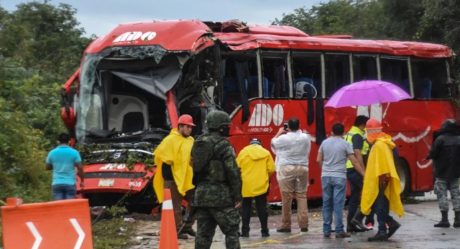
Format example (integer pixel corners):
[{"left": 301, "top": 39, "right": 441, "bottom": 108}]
[{"left": 158, "top": 188, "right": 178, "bottom": 249}]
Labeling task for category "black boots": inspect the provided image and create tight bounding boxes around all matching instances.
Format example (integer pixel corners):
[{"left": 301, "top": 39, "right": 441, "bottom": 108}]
[
  {"left": 351, "top": 211, "right": 370, "bottom": 231},
  {"left": 368, "top": 230, "right": 388, "bottom": 242},
  {"left": 454, "top": 211, "right": 460, "bottom": 228},
  {"left": 434, "top": 211, "right": 450, "bottom": 228},
  {"left": 387, "top": 219, "right": 401, "bottom": 238}
]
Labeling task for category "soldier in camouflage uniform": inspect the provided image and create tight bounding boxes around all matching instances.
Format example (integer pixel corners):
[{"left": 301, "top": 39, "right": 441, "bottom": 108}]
[{"left": 191, "top": 110, "right": 242, "bottom": 249}]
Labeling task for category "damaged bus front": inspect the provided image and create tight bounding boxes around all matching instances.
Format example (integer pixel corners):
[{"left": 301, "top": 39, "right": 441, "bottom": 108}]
[{"left": 61, "top": 21, "right": 220, "bottom": 211}]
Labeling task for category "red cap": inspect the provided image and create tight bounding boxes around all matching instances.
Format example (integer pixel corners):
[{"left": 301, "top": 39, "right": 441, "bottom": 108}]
[{"left": 178, "top": 114, "right": 195, "bottom": 126}]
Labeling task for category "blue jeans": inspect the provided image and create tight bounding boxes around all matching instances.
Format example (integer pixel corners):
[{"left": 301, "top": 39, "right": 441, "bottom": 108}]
[
  {"left": 322, "top": 176, "right": 347, "bottom": 234},
  {"left": 52, "top": 184, "right": 76, "bottom": 200}
]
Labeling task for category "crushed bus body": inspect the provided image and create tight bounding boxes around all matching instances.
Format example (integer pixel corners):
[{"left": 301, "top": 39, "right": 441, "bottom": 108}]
[{"left": 61, "top": 19, "right": 457, "bottom": 211}]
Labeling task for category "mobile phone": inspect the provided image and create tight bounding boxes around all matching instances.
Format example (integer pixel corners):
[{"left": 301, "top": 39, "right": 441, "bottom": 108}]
[{"left": 283, "top": 122, "right": 288, "bottom": 130}]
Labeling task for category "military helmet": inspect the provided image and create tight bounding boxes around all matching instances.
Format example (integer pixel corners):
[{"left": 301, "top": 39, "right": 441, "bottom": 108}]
[{"left": 206, "top": 110, "right": 231, "bottom": 129}]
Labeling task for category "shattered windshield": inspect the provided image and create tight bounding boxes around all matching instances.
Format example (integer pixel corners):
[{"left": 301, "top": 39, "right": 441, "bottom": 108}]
[{"left": 76, "top": 46, "right": 189, "bottom": 142}]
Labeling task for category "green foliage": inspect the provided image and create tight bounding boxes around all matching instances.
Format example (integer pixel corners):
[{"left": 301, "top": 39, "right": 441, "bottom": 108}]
[
  {"left": 0, "top": 1, "right": 91, "bottom": 203},
  {"left": 0, "top": 1, "right": 91, "bottom": 80}
]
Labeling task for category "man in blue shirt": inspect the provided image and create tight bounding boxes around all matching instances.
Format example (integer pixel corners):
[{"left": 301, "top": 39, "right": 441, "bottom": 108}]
[{"left": 46, "top": 133, "right": 83, "bottom": 200}]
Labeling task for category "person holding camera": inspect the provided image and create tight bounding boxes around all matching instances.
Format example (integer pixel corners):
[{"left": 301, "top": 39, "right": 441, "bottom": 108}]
[{"left": 271, "top": 117, "right": 312, "bottom": 233}]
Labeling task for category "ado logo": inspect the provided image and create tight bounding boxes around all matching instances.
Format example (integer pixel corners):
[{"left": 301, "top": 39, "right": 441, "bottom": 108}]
[
  {"left": 248, "top": 104, "right": 284, "bottom": 127},
  {"left": 113, "top": 31, "right": 157, "bottom": 43}
]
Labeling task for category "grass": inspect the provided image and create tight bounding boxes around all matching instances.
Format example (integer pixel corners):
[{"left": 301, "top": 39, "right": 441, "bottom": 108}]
[
  {"left": 92, "top": 206, "right": 136, "bottom": 249},
  {"left": 92, "top": 218, "right": 135, "bottom": 249}
]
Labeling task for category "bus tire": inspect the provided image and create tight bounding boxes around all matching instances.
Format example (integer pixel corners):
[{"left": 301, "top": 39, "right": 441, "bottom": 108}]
[{"left": 395, "top": 156, "right": 410, "bottom": 196}]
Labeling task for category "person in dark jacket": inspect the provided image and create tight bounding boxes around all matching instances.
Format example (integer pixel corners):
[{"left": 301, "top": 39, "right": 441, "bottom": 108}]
[
  {"left": 428, "top": 119, "right": 460, "bottom": 228},
  {"left": 192, "top": 110, "right": 242, "bottom": 249}
]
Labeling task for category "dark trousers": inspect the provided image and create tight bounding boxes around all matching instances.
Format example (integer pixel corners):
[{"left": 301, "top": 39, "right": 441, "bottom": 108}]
[
  {"left": 347, "top": 169, "right": 363, "bottom": 225},
  {"left": 241, "top": 193, "right": 268, "bottom": 234},
  {"left": 347, "top": 169, "right": 375, "bottom": 226},
  {"left": 372, "top": 186, "right": 395, "bottom": 233}
]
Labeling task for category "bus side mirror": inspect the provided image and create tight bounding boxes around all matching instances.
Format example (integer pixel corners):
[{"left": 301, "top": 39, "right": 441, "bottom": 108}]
[{"left": 60, "top": 106, "right": 76, "bottom": 129}]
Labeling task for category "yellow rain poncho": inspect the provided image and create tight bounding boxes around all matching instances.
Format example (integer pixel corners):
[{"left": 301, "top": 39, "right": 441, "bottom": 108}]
[
  {"left": 360, "top": 133, "right": 404, "bottom": 217},
  {"left": 236, "top": 144, "right": 275, "bottom": 197},
  {"left": 153, "top": 129, "right": 194, "bottom": 203}
]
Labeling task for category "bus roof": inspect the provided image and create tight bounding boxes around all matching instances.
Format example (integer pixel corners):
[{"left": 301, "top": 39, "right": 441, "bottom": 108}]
[{"left": 85, "top": 19, "right": 452, "bottom": 58}]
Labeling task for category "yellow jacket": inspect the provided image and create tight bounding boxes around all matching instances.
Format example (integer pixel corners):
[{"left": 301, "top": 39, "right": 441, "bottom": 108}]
[
  {"left": 360, "top": 133, "right": 404, "bottom": 217},
  {"left": 236, "top": 144, "right": 275, "bottom": 197},
  {"left": 153, "top": 129, "right": 194, "bottom": 203}
]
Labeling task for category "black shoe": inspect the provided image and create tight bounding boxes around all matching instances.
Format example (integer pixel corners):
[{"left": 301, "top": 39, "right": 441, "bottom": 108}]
[
  {"left": 347, "top": 224, "right": 366, "bottom": 233},
  {"left": 351, "top": 218, "right": 370, "bottom": 231},
  {"left": 178, "top": 233, "right": 188, "bottom": 240},
  {"left": 323, "top": 233, "right": 331, "bottom": 238},
  {"left": 300, "top": 227, "right": 308, "bottom": 232},
  {"left": 368, "top": 231, "right": 388, "bottom": 242},
  {"left": 434, "top": 220, "right": 450, "bottom": 228},
  {"left": 181, "top": 227, "right": 196, "bottom": 237},
  {"left": 387, "top": 220, "right": 401, "bottom": 238},
  {"left": 261, "top": 231, "right": 270, "bottom": 237},
  {"left": 276, "top": 228, "right": 291, "bottom": 233},
  {"left": 454, "top": 221, "right": 460, "bottom": 228}
]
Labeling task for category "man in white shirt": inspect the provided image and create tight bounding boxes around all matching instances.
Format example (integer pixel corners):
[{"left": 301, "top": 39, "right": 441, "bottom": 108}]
[{"left": 271, "top": 117, "right": 311, "bottom": 233}]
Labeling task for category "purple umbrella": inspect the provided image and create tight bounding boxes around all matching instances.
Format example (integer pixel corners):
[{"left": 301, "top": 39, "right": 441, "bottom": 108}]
[{"left": 325, "top": 80, "right": 411, "bottom": 108}]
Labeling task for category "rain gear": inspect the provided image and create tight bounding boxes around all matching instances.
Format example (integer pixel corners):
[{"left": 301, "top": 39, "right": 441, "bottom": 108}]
[
  {"left": 236, "top": 144, "right": 275, "bottom": 197},
  {"left": 360, "top": 133, "right": 404, "bottom": 217},
  {"left": 153, "top": 129, "right": 194, "bottom": 203}
]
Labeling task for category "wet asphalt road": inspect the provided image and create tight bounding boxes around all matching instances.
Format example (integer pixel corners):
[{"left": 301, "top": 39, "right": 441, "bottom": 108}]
[{"left": 131, "top": 195, "right": 460, "bottom": 249}]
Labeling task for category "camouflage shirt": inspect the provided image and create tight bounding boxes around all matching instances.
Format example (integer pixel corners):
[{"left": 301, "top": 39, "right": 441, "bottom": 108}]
[{"left": 191, "top": 131, "right": 242, "bottom": 207}]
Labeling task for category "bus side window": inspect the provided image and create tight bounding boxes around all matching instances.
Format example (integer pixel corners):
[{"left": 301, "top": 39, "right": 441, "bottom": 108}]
[
  {"left": 413, "top": 59, "right": 449, "bottom": 99},
  {"left": 261, "top": 55, "right": 288, "bottom": 98},
  {"left": 353, "top": 55, "right": 378, "bottom": 81},
  {"left": 325, "top": 54, "right": 351, "bottom": 97},
  {"left": 222, "top": 55, "right": 258, "bottom": 113},
  {"left": 380, "top": 56, "right": 410, "bottom": 94},
  {"left": 291, "top": 53, "right": 321, "bottom": 99}
]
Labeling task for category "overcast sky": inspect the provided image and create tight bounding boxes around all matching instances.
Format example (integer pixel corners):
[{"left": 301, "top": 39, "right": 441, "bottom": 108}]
[{"left": 2, "top": 0, "right": 323, "bottom": 37}]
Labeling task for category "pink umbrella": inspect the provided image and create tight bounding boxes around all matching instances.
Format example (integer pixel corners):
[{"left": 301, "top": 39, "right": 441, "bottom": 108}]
[{"left": 325, "top": 80, "right": 411, "bottom": 108}]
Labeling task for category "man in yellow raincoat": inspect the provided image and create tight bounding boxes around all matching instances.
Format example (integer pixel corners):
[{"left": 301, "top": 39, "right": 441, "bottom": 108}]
[
  {"left": 153, "top": 114, "right": 196, "bottom": 239},
  {"left": 236, "top": 138, "right": 275, "bottom": 237},
  {"left": 359, "top": 118, "right": 404, "bottom": 242}
]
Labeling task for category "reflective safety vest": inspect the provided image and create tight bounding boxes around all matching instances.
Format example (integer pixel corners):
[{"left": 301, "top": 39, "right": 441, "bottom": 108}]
[{"left": 345, "top": 126, "right": 369, "bottom": 169}]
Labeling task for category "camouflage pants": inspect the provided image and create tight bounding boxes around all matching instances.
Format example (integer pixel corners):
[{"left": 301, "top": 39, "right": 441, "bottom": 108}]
[
  {"left": 434, "top": 178, "right": 460, "bottom": 212},
  {"left": 195, "top": 207, "right": 240, "bottom": 249}
]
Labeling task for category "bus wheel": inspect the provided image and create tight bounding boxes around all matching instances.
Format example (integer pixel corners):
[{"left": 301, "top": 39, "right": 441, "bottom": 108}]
[{"left": 395, "top": 156, "right": 410, "bottom": 196}]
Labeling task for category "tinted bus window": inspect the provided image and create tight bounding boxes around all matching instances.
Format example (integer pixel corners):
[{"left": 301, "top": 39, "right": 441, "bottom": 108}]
[
  {"left": 222, "top": 53, "right": 258, "bottom": 113},
  {"left": 325, "top": 54, "right": 350, "bottom": 97},
  {"left": 412, "top": 59, "right": 449, "bottom": 99},
  {"left": 261, "top": 52, "right": 289, "bottom": 98},
  {"left": 291, "top": 53, "right": 321, "bottom": 99},
  {"left": 381, "top": 56, "right": 410, "bottom": 94},
  {"left": 353, "top": 55, "right": 378, "bottom": 81}
]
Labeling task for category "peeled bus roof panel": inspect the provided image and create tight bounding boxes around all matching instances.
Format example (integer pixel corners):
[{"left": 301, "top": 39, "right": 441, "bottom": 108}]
[{"left": 84, "top": 19, "right": 452, "bottom": 58}]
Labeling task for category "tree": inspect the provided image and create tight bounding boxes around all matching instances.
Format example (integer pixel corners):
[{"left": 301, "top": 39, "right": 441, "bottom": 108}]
[{"left": 0, "top": 1, "right": 91, "bottom": 80}]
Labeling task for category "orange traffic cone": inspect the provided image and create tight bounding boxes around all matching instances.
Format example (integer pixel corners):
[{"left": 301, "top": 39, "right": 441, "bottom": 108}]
[{"left": 158, "top": 188, "right": 179, "bottom": 249}]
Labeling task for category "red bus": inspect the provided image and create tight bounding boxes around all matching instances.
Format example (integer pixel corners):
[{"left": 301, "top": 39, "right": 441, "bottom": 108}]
[{"left": 61, "top": 19, "right": 456, "bottom": 210}]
